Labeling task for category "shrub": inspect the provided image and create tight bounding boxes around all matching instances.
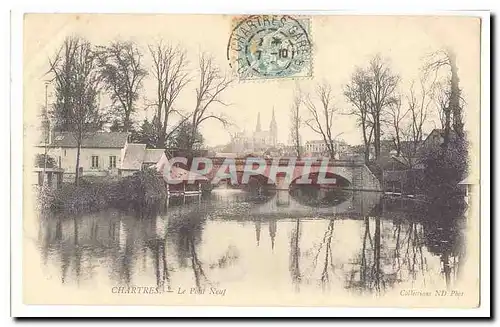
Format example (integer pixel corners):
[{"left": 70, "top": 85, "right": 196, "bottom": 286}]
[
  {"left": 38, "top": 169, "right": 168, "bottom": 214},
  {"left": 421, "top": 137, "right": 468, "bottom": 201}
]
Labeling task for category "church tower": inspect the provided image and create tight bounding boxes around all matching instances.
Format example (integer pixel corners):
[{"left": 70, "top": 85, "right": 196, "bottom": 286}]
[
  {"left": 269, "top": 108, "right": 278, "bottom": 146},
  {"left": 255, "top": 112, "right": 262, "bottom": 132}
]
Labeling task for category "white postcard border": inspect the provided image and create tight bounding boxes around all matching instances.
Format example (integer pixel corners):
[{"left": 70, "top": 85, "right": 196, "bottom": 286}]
[{"left": 9, "top": 3, "right": 491, "bottom": 319}]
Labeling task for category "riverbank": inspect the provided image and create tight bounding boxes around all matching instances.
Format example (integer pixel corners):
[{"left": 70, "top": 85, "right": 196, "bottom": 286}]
[{"left": 38, "top": 169, "right": 168, "bottom": 214}]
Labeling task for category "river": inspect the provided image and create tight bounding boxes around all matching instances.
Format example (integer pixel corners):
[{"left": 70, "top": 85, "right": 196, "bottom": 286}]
[{"left": 32, "top": 187, "right": 467, "bottom": 303}]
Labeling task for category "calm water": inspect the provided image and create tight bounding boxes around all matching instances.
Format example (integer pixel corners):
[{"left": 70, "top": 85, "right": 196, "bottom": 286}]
[{"left": 34, "top": 187, "right": 467, "bottom": 298}]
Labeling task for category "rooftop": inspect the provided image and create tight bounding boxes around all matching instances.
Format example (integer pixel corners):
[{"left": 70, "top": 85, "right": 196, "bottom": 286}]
[
  {"left": 121, "top": 144, "right": 147, "bottom": 170},
  {"left": 121, "top": 145, "right": 166, "bottom": 170},
  {"left": 48, "top": 132, "right": 129, "bottom": 148}
]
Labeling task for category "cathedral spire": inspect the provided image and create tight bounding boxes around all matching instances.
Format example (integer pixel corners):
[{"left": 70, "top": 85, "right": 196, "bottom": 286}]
[
  {"left": 256, "top": 112, "right": 261, "bottom": 132},
  {"left": 269, "top": 107, "right": 278, "bottom": 146},
  {"left": 270, "top": 108, "right": 276, "bottom": 127}
]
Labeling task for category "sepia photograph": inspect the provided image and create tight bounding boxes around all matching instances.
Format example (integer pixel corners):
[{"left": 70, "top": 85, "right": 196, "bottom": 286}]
[{"left": 16, "top": 11, "right": 487, "bottom": 314}]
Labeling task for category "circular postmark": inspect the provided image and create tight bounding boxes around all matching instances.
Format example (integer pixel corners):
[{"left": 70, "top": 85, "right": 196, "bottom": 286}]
[{"left": 227, "top": 15, "right": 312, "bottom": 80}]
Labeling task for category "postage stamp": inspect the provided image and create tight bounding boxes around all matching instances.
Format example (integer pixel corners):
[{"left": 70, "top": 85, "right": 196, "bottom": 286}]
[{"left": 227, "top": 15, "right": 313, "bottom": 80}]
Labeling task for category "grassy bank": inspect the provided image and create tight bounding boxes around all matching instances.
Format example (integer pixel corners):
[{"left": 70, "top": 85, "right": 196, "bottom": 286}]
[{"left": 38, "top": 169, "right": 168, "bottom": 214}]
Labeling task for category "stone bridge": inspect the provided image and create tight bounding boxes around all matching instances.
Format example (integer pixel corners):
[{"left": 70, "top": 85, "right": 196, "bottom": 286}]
[{"left": 201, "top": 157, "right": 381, "bottom": 191}]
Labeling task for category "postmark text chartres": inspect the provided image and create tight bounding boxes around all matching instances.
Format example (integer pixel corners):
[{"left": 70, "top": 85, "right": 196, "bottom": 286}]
[{"left": 227, "top": 15, "right": 312, "bottom": 80}]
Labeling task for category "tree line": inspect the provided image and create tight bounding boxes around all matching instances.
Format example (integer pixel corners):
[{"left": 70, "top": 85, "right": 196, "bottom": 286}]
[
  {"left": 288, "top": 50, "right": 467, "bottom": 197},
  {"left": 46, "top": 36, "right": 233, "bottom": 184}
]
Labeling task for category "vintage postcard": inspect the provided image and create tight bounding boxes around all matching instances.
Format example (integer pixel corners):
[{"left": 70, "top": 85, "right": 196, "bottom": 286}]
[{"left": 20, "top": 12, "right": 485, "bottom": 311}]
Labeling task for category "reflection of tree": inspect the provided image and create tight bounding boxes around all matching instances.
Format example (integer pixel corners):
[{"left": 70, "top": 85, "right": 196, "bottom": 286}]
[
  {"left": 55, "top": 217, "right": 84, "bottom": 284},
  {"left": 289, "top": 218, "right": 301, "bottom": 291},
  {"left": 48, "top": 217, "right": 85, "bottom": 285},
  {"left": 346, "top": 216, "right": 377, "bottom": 293},
  {"left": 346, "top": 197, "right": 466, "bottom": 294},
  {"left": 305, "top": 219, "right": 336, "bottom": 290},
  {"left": 319, "top": 220, "right": 335, "bottom": 289},
  {"left": 420, "top": 200, "right": 465, "bottom": 289},
  {"left": 169, "top": 208, "right": 209, "bottom": 289},
  {"left": 189, "top": 235, "right": 209, "bottom": 289},
  {"left": 386, "top": 217, "right": 426, "bottom": 290},
  {"left": 39, "top": 211, "right": 126, "bottom": 286},
  {"left": 145, "top": 221, "right": 171, "bottom": 291},
  {"left": 346, "top": 203, "right": 401, "bottom": 294}
]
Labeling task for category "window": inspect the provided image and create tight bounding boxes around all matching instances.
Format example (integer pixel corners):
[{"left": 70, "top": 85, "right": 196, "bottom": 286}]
[
  {"left": 109, "top": 156, "right": 117, "bottom": 168},
  {"left": 64, "top": 149, "right": 67, "bottom": 156},
  {"left": 91, "top": 156, "right": 99, "bottom": 168}
]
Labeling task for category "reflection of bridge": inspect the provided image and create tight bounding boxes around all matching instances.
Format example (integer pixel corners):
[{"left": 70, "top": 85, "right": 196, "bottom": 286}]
[
  {"left": 204, "top": 158, "right": 381, "bottom": 191},
  {"left": 209, "top": 189, "right": 382, "bottom": 219}
]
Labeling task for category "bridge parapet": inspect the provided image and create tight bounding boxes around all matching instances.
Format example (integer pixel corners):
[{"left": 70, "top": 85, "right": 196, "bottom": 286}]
[
  {"left": 209, "top": 157, "right": 366, "bottom": 167},
  {"left": 204, "top": 156, "right": 381, "bottom": 191}
]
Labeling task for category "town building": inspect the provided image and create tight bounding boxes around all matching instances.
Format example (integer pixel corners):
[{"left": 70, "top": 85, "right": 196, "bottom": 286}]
[
  {"left": 230, "top": 110, "right": 278, "bottom": 155},
  {"left": 35, "top": 131, "right": 165, "bottom": 181},
  {"left": 35, "top": 131, "right": 129, "bottom": 182},
  {"left": 420, "top": 128, "right": 458, "bottom": 151},
  {"left": 303, "top": 139, "right": 350, "bottom": 159}
]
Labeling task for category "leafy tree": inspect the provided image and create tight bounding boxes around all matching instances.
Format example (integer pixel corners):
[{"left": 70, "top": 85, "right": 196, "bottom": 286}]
[
  {"left": 130, "top": 119, "right": 158, "bottom": 148},
  {"left": 167, "top": 122, "right": 204, "bottom": 150},
  {"left": 47, "top": 36, "right": 104, "bottom": 185},
  {"left": 34, "top": 154, "right": 57, "bottom": 168},
  {"left": 421, "top": 48, "right": 468, "bottom": 201},
  {"left": 421, "top": 138, "right": 468, "bottom": 200},
  {"left": 97, "top": 40, "right": 148, "bottom": 132}
]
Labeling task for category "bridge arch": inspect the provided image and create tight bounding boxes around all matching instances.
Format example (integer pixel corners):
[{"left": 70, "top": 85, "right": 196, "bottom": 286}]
[
  {"left": 289, "top": 171, "right": 351, "bottom": 189},
  {"left": 212, "top": 171, "right": 277, "bottom": 194},
  {"left": 274, "top": 165, "right": 355, "bottom": 190}
]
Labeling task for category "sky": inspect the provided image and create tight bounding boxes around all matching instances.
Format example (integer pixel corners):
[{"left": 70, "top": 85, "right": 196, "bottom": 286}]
[{"left": 23, "top": 14, "right": 480, "bottom": 148}]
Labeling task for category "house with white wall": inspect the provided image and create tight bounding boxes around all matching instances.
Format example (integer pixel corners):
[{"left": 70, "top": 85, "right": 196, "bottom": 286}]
[
  {"left": 35, "top": 131, "right": 129, "bottom": 181},
  {"left": 35, "top": 130, "right": 168, "bottom": 182}
]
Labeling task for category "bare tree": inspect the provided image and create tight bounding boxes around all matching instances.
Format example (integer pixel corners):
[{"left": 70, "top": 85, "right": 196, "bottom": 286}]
[
  {"left": 289, "top": 88, "right": 303, "bottom": 158},
  {"left": 289, "top": 218, "right": 302, "bottom": 291},
  {"left": 189, "top": 53, "right": 233, "bottom": 150},
  {"left": 303, "top": 82, "right": 341, "bottom": 159},
  {"left": 400, "top": 76, "right": 432, "bottom": 167},
  {"left": 366, "top": 55, "right": 400, "bottom": 160},
  {"left": 97, "top": 40, "right": 148, "bottom": 132},
  {"left": 148, "top": 41, "right": 191, "bottom": 148},
  {"left": 47, "top": 36, "right": 103, "bottom": 185},
  {"left": 387, "top": 95, "right": 409, "bottom": 157},
  {"left": 423, "top": 48, "right": 464, "bottom": 145},
  {"left": 433, "top": 80, "right": 452, "bottom": 130},
  {"left": 344, "top": 68, "right": 374, "bottom": 163}
]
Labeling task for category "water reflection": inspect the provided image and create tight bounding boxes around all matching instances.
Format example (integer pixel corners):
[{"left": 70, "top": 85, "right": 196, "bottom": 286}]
[{"left": 37, "top": 188, "right": 467, "bottom": 296}]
